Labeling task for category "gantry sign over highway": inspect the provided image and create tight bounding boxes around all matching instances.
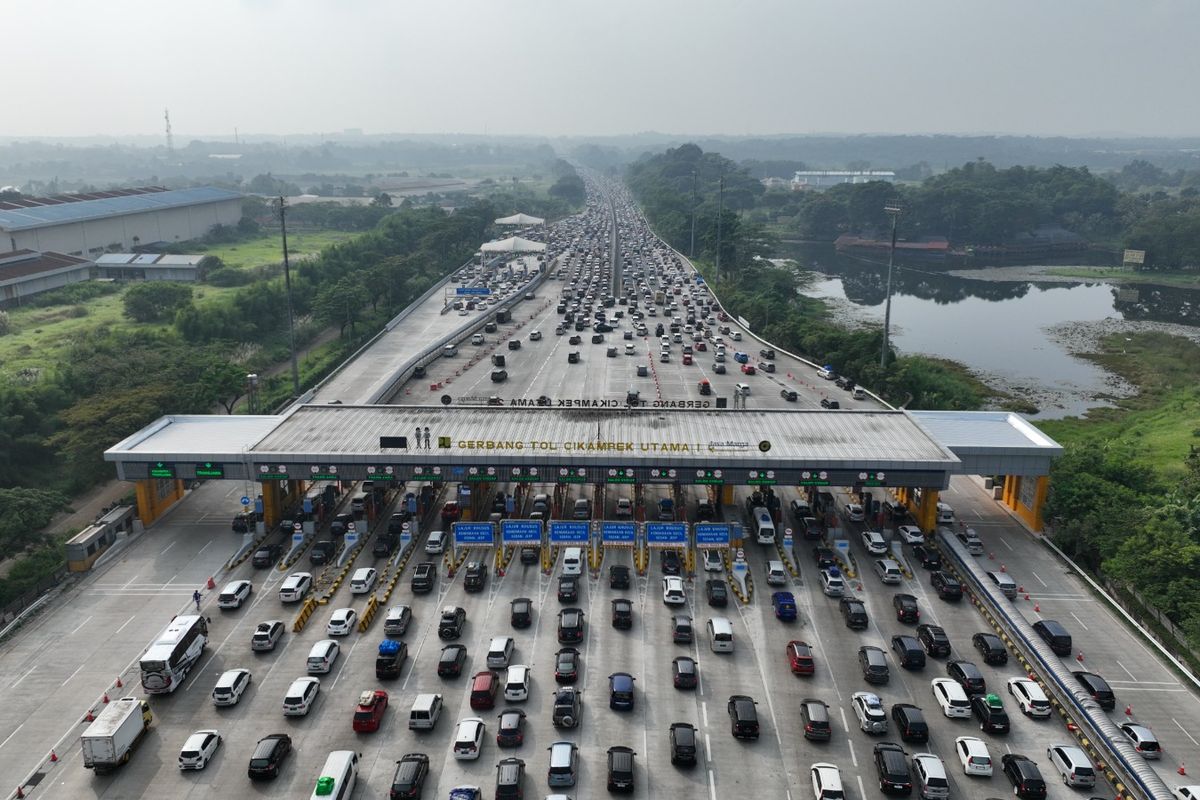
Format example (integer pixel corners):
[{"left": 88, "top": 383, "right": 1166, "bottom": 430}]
[{"left": 106, "top": 405, "right": 1061, "bottom": 490}]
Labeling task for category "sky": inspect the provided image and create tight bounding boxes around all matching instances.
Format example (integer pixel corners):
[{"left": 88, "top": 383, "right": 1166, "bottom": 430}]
[{"left": 8, "top": 0, "right": 1200, "bottom": 139}]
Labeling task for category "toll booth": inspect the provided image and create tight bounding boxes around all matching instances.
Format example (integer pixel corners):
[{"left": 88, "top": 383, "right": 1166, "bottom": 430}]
[{"left": 65, "top": 505, "right": 135, "bottom": 572}]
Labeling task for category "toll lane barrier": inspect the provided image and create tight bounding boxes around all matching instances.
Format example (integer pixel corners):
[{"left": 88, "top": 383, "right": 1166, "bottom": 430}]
[
  {"left": 684, "top": 546, "right": 696, "bottom": 576},
  {"left": 227, "top": 528, "right": 274, "bottom": 571},
  {"left": 588, "top": 542, "right": 602, "bottom": 571},
  {"left": 292, "top": 597, "right": 318, "bottom": 632},
  {"left": 357, "top": 595, "right": 379, "bottom": 632},
  {"left": 775, "top": 541, "right": 800, "bottom": 578}
]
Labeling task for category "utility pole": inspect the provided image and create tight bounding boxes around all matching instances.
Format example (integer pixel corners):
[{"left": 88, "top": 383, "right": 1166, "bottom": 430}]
[
  {"left": 276, "top": 196, "right": 301, "bottom": 396},
  {"left": 880, "top": 202, "right": 903, "bottom": 369},
  {"left": 164, "top": 108, "right": 174, "bottom": 157},
  {"left": 689, "top": 170, "right": 698, "bottom": 258},
  {"left": 714, "top": 175, "right": 725, "bottom": 280}
]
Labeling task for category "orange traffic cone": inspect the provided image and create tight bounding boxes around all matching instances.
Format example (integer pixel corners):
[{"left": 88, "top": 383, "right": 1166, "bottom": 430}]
[
  {"left": 206, "top": 576, "right": 215, "bottom": 590},
  {"left": 1000, "top": 564, "right": 1007, "bottom": 573},
  {"left": 1024, "top": 593, "right": 1031, "bottom": 601},
  {"left": 1034, "top": 603, "right": 1040, "bottom": 612},
  {"left": 1018, "top": 586, "right": 1025, "bottom": 593},
  {"left": 85, "top": 709, "right": 94, "bottom": 722},
  {"left": 1179, "top": 764, "right": 1187, "bottom": 776},
  {"left": 17, "top": 785, "right": 25, "bottom": 798},
  {"left": 102, "top": 693, "right": 110, "bottom": 704},
  {"left": 1077, "top": 652, "right": 1084, "bottom": 662},
  {"left": 115, "top": 675, "right": 123, "bottom": 688},
  {"left": 1125, "top": 705, "right": 1133, "bottom": 716},
  {"left": 50, "top": 750, "right": 57, "bottom": 763}
]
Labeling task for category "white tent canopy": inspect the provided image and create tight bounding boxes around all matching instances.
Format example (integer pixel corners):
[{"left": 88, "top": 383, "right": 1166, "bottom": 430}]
[
  {"left": 494, "top": 212, "right": 545, "bottom": 226},
  {"left": 480, "top": 236, "right": 547, "bottom": 253}
]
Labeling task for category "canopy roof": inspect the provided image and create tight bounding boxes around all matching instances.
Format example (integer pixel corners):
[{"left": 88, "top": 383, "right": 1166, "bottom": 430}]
[
  {"left": 480, "top": 236, "right": 546, "bottom": 253},
  {"left": 494, "top": 213, "right": 545, "bottom": 225}
]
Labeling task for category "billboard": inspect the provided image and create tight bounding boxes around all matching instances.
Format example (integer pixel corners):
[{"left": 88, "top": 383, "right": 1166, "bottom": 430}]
[
  {"left": 548, "top": 520, "right": 590, "bottom": 544},
  {"left": 500, "top": 519, "right": 542, "bottom": 544},
  {"left": 452, "top": 522, "right": 495, "bottom": 546}
]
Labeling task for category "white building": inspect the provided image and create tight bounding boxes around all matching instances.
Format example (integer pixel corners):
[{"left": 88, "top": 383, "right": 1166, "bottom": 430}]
[
  {"left": 0, "top": 249, "right": 93, "bottom": 306},
  {"left": 0, "top": 186, "right": 242, "bottom": 257},
  {"left": 791, "top": 170, "right": 896, "bottom": 190},
  {"left": 95, "top": 253, "right": 206, "bottom": 282}
]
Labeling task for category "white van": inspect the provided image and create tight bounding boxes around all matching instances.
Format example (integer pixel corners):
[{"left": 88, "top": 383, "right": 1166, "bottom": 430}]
[
  {"left": 408, "top": 693, "right": 444, "bottom": 730},
  {"left": 425, "top": 530, "right": 446, "bottom": 554},
  {"left": 486, "top": 636, "right": 515, "bottom": 669},
  {"left": 735, "top": 382, "right": 750, "bottom": 396},
  {"left": 562, "top": 547, "right": 583, "bottom": 576},
  {"left": 753, "top": 506, "right": 775, "bottom": 544},
  {"left": 350, "top": 491, "right": 369, "bottom": 513},
  {"left": 306, "top": 640, "right": 340, "bottom": 674},
  {"left": 936, "top": 502, "right": 955, "bottom": 523},
  {"left": 443, "top": 343, "right": 458, "bottom": 357},
  {"left": 310, "top": 750, "right": 358, "bottom": 800},
  {"left": 707, "top": 616, "right": 734, "bottom": 653},
  {"left": 766, "top": 560, "right": 787, "bottom": 585},
  {"left": 350, "top": 567, "right": 378, "bottom": 594},
  {"left": 279, "top": 572, "right": 312, "bottom": 603}
]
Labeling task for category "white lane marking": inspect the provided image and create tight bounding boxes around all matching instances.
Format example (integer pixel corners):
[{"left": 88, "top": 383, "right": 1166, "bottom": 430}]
[
  {"left": 708, "top": 768, "right": 718, "bottom": 800},
  {"left": 1116, "top": 660, "right": 1137, "bottom": 681},
  {"left": 701, "top": 700, "right": 708, "bottom": 728},
  {"left": 184, "top": 615, "right": 244, "bottom": 690},
  {"left": 1070, "top": 612, "right": 1090, "bottom": 631},
  {"left": 331, "top": 637, "right": 361, "bottom": 690},
  {"left": 847, "top": 738, "right": 858, "bottom": 767},
  {"left": 998, "top": 536, "right": 1014, "bottom": 551},
  {"left": 1112, "top": 686, "right": 1189, "bottom": 692},
  {"left": 705, "top": 732, "right": 712, "bottom": 762},
  {"left": 839, "top": 705, "right": 850, "bottom": 731},
  {"left": 61, "top": 663, "right": 86, "bottom": 687},
  {"left": 0, "top": 723, "right": 24, "bottom": 751},
  {"left": 163, "top": 573, "right": 179, "bottom": 586},
  {"left": 10, "top": 665, "right": 37, "bottom": 688},
  {"left": 199, "top": 540, "right": 212, "bottom": 554},
  {"left": 121, "top": 573, "right": 139, "bottom": 588},
  {"left": 160, "top": 541, "right": 176, "bottom": 555},
  {"left": 856, "top": 775, "right": 866, "bottom": 800},
  {"left": 1030, "top": 569, "right": 1047, "bottom": 587},
  {"left": 70, "top": 615, "right": 93, "bottom": 635},
  {"left": 1174, "top": 718, "right": 1200, "bottom": 747}
]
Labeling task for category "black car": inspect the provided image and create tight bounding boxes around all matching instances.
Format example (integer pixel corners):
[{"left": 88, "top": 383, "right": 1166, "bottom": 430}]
[
  {"left": 252, "top": 544, "right": 282, "bottom": 568},
  {"left": 495, "top": 757, "right": 525, "bottom": 800},
  {"left": 669, "top": 722, "right": 698, "bottom": 765},
  {"left": 972, "top": 632, "right": 1008, "bottom": 665},
  {"left": 971, "top": 694, "right": 1011, "bottom": 734},
  {"left": 557, "top": 575, "right": 579, "bottom": 602},
  {"left": 931, "top": 571, "right": 963, "bottom": 601},
  {"left": 912, "top": 545, "right": 941, "bottom": 570},
  {"left": 463, "top": 561, "right": 487, "bottom": 592},
  {"left": 916, "top": 624, "right": 951, "bottom": 657},
  {"left": 800, "top": 698, "right": 832, "bottom": 741},
  {"left": 890, "top": 635, "right": 926, "bottom": 670},
  {"left": 893, "top": 593, "right": 920, "bottom": 623},
  {"left": 247, "top": 733, "right": 292, "bottom": 780},
  {"left": 558, "top": 607, "right": 585, "bottom": 643},
  {"left": 611, "top": 598, "right": 633, "bottom": 629},
  {"left": 411, "top": 561, "right": 436, "bottom": 594},
  {"left": 609, "top": 564, "right": 631, "bottom": 589},
  {"left": 437, "top": 644, "right": 467, "bottom": 678},
  {"left": 841, "top": 597, "right": 868, "bottom": 630},
  {"left": 859, "top": 645, "right": 890, "bottom": 685},
  {"left": 607, "top": 746, "right": 637, "bottom": 792},
  {"left": 519, "top": 546, "right": 539, "bottom": 564},
  {"left": 873, "top": 742, "right": 913, "bottom": 795},
  {"left": 820, "top": 398, "right": 840, "bottom": 409},
  {"left": 437, "top": 606, "right": 466, "bottom": 640},
  {"left": 706, "top": 579, "right": 728, "bottom": 607},
  {"left": 510, "top": 597, "right": 532, "bottom": 629},
  {"left": 890, "top": 704, "right": 929, "bottom": 743},
  {"left": 309, "top": 540, "right": 335, "bottom": 565},
  {"left": 388, "top": 511, "right": 411, "bottom": 536},
  {"left": 373, "top": 533, "right": 397, "bottom": 558},
  {"left": 496, "top": 709, "right": 526, "bottom": 747},
  {"left": 813, "top": 546, "right": 837, "bottom": 569},
  {"left": 672, "top": 656, "right": 698, "bottom": 689},
  {"left": 696, "top": 501, "right": 716, "bottom": 520},
  {"left": 1072, "top": 670, "right": 1116, "bottom": 710},
  {"left": 1002, "top": 754, "right": 1047, "bottom": 800},
  {"left": 947, "top": 660, "right": 987, "bottom": 695},
  {"left": 728, "top": 695, "right": 760, "bottom": 739},
  {"left": 554, "top": 647, "right": 580, "bottom": 683},
  {"left": 660, "top": 549, "right": 682, "bottom": 575},
  {"left": 780, "top": 388, "right": 798, "bottom": 402},
  {"left": 389, "top": 752, "right": 429, "bottom": 799}
]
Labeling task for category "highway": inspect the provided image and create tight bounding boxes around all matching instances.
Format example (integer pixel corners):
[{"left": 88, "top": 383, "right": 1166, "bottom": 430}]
[{"left": 0, "top": 172, "right": 1195, "bottom": 800}]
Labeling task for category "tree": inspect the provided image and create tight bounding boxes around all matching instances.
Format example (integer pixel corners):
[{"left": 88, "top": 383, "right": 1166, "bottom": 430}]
[
  {"left": 0, "top": 487, "right": 68, "bottom": 552},
  {"left": 122, "top": 282, "right": 194, "bottom": 323},
  {"left": 371, "top": 192, "right": 393, "bottom": 208},
  {"left": 313, "top": 275, "right": 371, "bottom": 337}
]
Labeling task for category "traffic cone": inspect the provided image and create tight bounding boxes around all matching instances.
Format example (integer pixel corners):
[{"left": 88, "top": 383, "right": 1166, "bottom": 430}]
[
  {"left": 206, "top": 576, "right": 215, "bottom": 590},
  {"left": 988, "top": 552, "right": 995, "bottom": 560},
  {"left": 1028, "top": 672, "right": 1036, "bottom": 681},
  {"left": 102, "top": 693, "right": 110, "bottom": 704},
  {"left": 115, "top": 675, "right": 123, "bottom": 688},
  {"left": 17, "top": 786, "right": 25, "bottom": 798},
  {"left": 1018, "top": 586, "right": 1025, "bottom": 593},
  {"left": 85, "top": 709, "right": 94, "bottom": 722},
  {"left": 1000, "top": 564, "right": 1006, "bottom": 573},
  {"left": 50, "top": 750, "right": 57, "bottom": 763},
  {"left": 1024, "top": 593, "right": 1031, "bottom": 601},
  {"left": 1077, "top": 652, "right": 1084, "bottom": 662},
  {"left": 1179, "top": 764, "right": 1187, "bottom": 776},
  {"left": 1125, "top": 705, "right": 1133, "bottom": 716},
  {"left": 1034, "top": 603, "right": 1040, "bottom": 612}
]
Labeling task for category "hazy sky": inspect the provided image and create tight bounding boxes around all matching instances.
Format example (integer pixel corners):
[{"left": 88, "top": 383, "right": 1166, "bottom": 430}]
[{"left": 9, "top": 0, "right": 1199, "bottom": 138}]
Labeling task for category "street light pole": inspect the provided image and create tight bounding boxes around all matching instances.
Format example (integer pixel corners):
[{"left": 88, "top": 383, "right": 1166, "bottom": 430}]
[
  {"left": 276, "top": 196, "right": 301, "bottom": 396},
  {"left": 689, "top": 170, "right": 698, "bottom": 258},
  {"left": 714, "top": 175, "right": 725, "bottom": 281},
  {"left": 880, "top": 202, "right": 903, "bottom": 369}
]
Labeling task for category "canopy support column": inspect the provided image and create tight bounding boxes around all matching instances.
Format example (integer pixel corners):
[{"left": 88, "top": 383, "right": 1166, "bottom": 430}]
[{"left": 135, "top": 478, "right": 186, "bottom": 527}]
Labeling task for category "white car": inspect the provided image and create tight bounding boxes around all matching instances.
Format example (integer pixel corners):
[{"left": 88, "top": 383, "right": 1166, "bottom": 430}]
[
  {"left": 504, "top": 665, "right": 531, "bottom": 701},
  {"left": 471, "top": 333, "right": 485, "bottom": 345},
  {"left": 211, "top": 668, "right": 251, "bottom": 707},
  {"left": 326, "top": 608, "right": 358, "bottom": 636},
  {"left": 1172, "top": 788, "right": 1200, "bottom": 800},
  {"left": 662, "top": 576, "right": 686, "bottom": 605},
  {"left": 453, "top": 716, "right": 486, "bottom": 760},
  {"left": 282, "top": 677, "right": 320, "bottom": 716},
  {"left": 217, "top": 579, "right": 252, "bottom": 609},
  {"left": 530, "top": 330, "right": 542, "bottom": 341},
  {"left": 954, "top": 736, "right": 992, "bottom": 776},
  {"left": 1120, "top": 723, "right": 1161, "bottom": 759},
  {"left": 702, "top": 549, "right": 723, "bottom": 572},
  {"left": 251, "top": 620, "right": 284, "bottom": 651},
  {"left": 911, "top": 753, "right": 948, "bottom": 800},
  {"left": 811, "top": 763, "right": 844, "bottom": 800},
  {"left": 615, "top": 497, "right": 633, "bottom": 518},
  {"left": 874, "top": 559, "right": 902, "bottom": 584},
  {"left": 350, "top": 567, "right": 378, "bottom": 594},
  {"left": 819, "top": 568, "right": 845, "bottom": 597},
  {"left": 844, "top": 503, "right": 865, "bottom": 522},
  {"left": 897, "top": 525, "right": 925, "bottom": 545},
  {"left": 730, "top": 331, "right": 742, "bottom": 341},
  {"left": 861, "top": 530, "right": 888, "bottom": 555},
  {"left": 1006, "top": 677, "right": 1052, "bottom": 718},
  {"left": 851, "top": 691, "right": 888, "bottom": 734},
  {"left": 178, "top": 729, "right": 221, "bottom": 770},
  {"left": 932, "top": 678, "right": 971, "bottom": 718}
]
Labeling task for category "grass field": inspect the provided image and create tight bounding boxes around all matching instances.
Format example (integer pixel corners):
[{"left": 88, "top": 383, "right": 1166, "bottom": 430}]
[
  {"left": 1045, "top": 266, "right": 1200, "bottom": 289},
  {"left": 199, "top": 230, "right": 355, "bottom": 270},
  {"left": 1036, "top": 331, "right": 1200, "bottom": 480}
]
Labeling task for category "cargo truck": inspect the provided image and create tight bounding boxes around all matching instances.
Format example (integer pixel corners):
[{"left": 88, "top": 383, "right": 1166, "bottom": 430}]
[{"left": 81, "top": 696, "right": 153, "bottom": 774}]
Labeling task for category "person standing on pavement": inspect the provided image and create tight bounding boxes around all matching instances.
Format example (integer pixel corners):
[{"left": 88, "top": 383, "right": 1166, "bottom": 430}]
[{"left": 193, "top": 590, "right": 202, "bottom": 612}]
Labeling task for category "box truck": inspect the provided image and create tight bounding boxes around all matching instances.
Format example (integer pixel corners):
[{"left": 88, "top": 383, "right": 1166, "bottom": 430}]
[{"left": 81, "top": 696, "right": 153, "bottom": 774}]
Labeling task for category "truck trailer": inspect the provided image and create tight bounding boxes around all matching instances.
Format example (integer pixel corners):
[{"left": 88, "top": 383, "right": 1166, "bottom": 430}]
[{"left": 81, "top": 696, "right": 153, "bottom": 774}]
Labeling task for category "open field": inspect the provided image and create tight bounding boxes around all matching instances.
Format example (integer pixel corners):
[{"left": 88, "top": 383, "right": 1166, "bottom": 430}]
[{"left": 198, "top": 230, "right": 356, "bottom": 269}]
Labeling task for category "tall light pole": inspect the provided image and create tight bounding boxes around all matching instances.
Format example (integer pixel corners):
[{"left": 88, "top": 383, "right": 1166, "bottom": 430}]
[
  {"left": 275, "top": 196, "right": 301, "bottom": 396},
  {"left": 689, "top": 170, "right": 698, "bottom": 258},
  {"left": 880, "top": 202, "right": 903, "bottom": 369},
  {"left": 714, "top": 175, "right": 725, "bottom": 281}
]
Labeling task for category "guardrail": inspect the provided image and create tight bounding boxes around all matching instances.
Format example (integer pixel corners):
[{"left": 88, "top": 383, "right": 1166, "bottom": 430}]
[{"left": 937, "top": 530, "right": 1171, "bottom": 800}]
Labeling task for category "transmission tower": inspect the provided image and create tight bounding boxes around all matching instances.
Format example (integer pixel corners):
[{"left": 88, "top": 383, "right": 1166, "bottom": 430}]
[{"left": 164, "top": 108, "right": 174, "bottom": 156}]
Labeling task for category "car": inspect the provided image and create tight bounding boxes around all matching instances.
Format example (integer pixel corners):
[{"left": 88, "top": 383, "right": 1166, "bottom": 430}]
[
  {"left": 282, "top": 676, "right": 320, "bottom": 715},
  {"left": 252, "top": 543, "right": 282, "bottom": 568},
  {"left": 820, "top": 398, "right": 840, "bottom": 409},
  {"left": 1006, "top": 677, "right": 1052, "bottom": 718},
  {"left": 728, "top": 694, "right": 760, "bottom": 739},
  {"left": 773, "top": 591, "right": 798, "bottom": 621},
  {"left": 607, "top": 746, "right": 637, "bottom": 792},
  {"left": 247, "top": 733, "right": 292, "bottom": 781},
  {"left": 840, "top": 597, "right": 868, "bottom": 629},
  {"left": 875, "top": 559, "right": 903, "bottom": 584},
  {"left": 672, "top": 656, "right": 699, "bottom": 689},
  {"left": 787, "top": 640, "right": 816, "bottom": 675},
  {"left": 893, "top": 594, "right": 920, "bottom": 623},
  {"left": 438, "top": 606, "right": 467, "bottom": 640},
  {"left": 712, "top": 362, "right": 727, "bottom": 374},
  {"left": 425, "top": 530, "right": 447, "bottom": 554},
  {"left": 353, "top": 689, "right": 389, "bottom": 732},
  {"left": 1073, "top": 670, "right": 1116, "bottom": 710},
  {"left": 853, "top": 691, "right": 888, "bottom": 734},
  {"left": 178, "top": 729, "right": 222, "bottom": 770},
  {"left": 931, "top": 678, "right": 971, "bottom": 718},
  {"left": 326, "top": 608, "right": 358, "bottom": 636},
  {"left": 217, "top": 579, "right": 252, "bottom": 609},
  {"left": 1001, "top": 754, "right": 1047, "bottom": 799},
  {"left": 552, "top": 687, "right": 583, "bottom": 728},
  {"left": 845, "top": 503, "right": 866, "bottom": 522},
  {"left": 463, "top": 561, "right": 487, "bottom": 592},
  {"left": 1046, "top": 744, "right": 1097, "bottom": 788},
  {"left": 251, "top": 620, "right": 285, "bottom": 651},
  {"left": 896, "top": 525, "right": 925, "bottom": 545},
  {"left": 660, "top": 548, "right": 682, "bottom": 574},
  {"left": 662, "top": 575, "right": 686, "bottom": 604},
  {"left": 955, "top": 736, "right": 993, "bottom": 777},
  {"left": 411, "top": 561, "right": 437, "bottom": 593},
  {"left": 820, "top": 567, "right": 846, "bottom": 597},
  {"left": 891, "top": 635, "right": 926, "bottom": 670},
  {"left": 556, "top": 575, "right": 578, "bottom": 602},
  {"left": 390, "top": 752, "right": 430, "bottom": 798},
  {"left": 741, "top": 363, "right": 756, "bottom": 375},
  {"left": 609, "top": 672, "right": 636, "bottom": 710},
  {"left": 211, "top": 668, "right": 251, "bottom": 706},
  {"left": 706, "top": 579, "right": 728, "bottom": 606},
  {"left": 496, "top": 709, "right": 526, "bottom": 747},
  {"left": 947, "top": 660, "right": 987, "bottom": 695},
  {"left": 503, "top": 665, "right": 530, "bottom": 702},
  {"left": 1120, "top": 722, "right": 1162, "bottom": 758},
  {"left": 510, "top": 597, "right": 532, "bottom": 629},
  {"left": 615, "top": 496, "right": 634, "bottom": 517},
  {"left": 780, "top": 388, "right": 798, "bottom": 401},
  {"left": 669, "top": 722, "right": 698, "bottom": 765},
  {"left": 453, "top": 717, "right": 486, "bottom": 761},
  {"left": 441, "top": 502, "right": 461, "bottom": 523},
  {"left": 931, "top": 571, "right": 963, "bottom": 601},
  {"left": 860, "top": 645, "right": 890, "bottom": 684},
  {"left": 811, "top": 762, "right": 844, "bottom": 800},
  {"left": 529, "top": 330, "right": 542, "bottom": 341},
  {"left": 469, "top": 671, "right": 500, "bottom": 711},
  {"left": 912, "top": 545, "right": 941, "bottom": 570},
  {"left": 861, "top": 530, "right": 888, "bottom": 555},
  {"left": 558, "top": 608, "right": 585, "bottom": 643},
  {"left": 970, "top": 693, "right": 1010, "bottom": 734},
  {"left": 891, "top": 703, "right": 930, "bottom": 744},
  {"left": 972, "top": 632, "right": 1008, "bottom": 665},
  {"left": 381, "top": 605, "right": 413, "bottom": 637},
  {"left": 553, "top": 647, "right": 580, "bottom": 683},
  {"left": 486, "top": 636, "right": 515, "bottom": 669},
  {"left": 437, "top": 643, "right": 468, "bottom": 678},
  {"left": 611, "top": 598, "right": 633, "bottom": 629},
  {"left": 916, "top": 624, "right": 951, "bottom": 657},
  {"left": 874, "top": 742, "right": 914, "bottom": 795},
  {"left": 702, "top": 548, "right": 723, "bottom": 572},
  {"left": 911, "top": 753, "right": 948, "bottom": 800},
  {"left": 800, "top": 698, "right": 832, "bottom": 741},
  {"left": 519, "top": 546, "right": 539, "bottom": 564}
]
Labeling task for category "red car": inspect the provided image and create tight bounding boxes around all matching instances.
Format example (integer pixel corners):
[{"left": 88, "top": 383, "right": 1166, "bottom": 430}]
[
  {"left": 741, "top": 363, "right": 756, "bottom": 375},
  {"left": 352, "top": 689, "right": 389, "bottom": 732},
  {"left": 694, "top": 341, "right": 707, "bottom": 351},
  {"left": 787, "top": 640, "right": 816, "bottom": 675},
  {"left": 682, "top": 354, "right": 693, "bottom": 365},
  {"left": 441, "top": 501, "right": 461, "bottom": 523}
]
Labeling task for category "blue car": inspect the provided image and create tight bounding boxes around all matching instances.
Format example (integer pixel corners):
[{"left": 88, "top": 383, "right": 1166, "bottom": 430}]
[
  {"left": 772, "top": 591, "right": 797, "bottom": 621},
  {"left": 733, "top": 351, "right": 750, "bottom": 364}
]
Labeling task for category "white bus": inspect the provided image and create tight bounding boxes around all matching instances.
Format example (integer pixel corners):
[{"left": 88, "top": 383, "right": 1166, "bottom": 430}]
[{"left": 139, "top": 614, "right": 209, "bottom": 694}]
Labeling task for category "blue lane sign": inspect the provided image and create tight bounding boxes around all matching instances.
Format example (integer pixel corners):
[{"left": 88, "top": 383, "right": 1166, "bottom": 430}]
[
  {"left": 456, "top": 286, "right": 492, "bottom": 296},
  {"left": 646, "top": 522, "right": 688, "bottom": 545},
  {"left": 549, "top": 520, "right": 590, "bottom": 544},
  {"left": 453, "top": 522, "right": 495, "bottom": 546},
  {"left": 240, "top": 496, "right": 250, "bottom": 506},
  {"left": 695, "top": 523, "right": 731, "bottom": 547},
  {"left": 601, "top": 521, "right": 637, "bottom": 544},
  {"left": 501, "top": 519, "right": 542, "bottom": 544}
]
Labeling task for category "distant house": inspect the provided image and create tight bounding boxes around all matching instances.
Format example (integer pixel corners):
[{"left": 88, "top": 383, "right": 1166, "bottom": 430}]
[
  {"left": 0, "top": 249, "right": 93, "bottom": 306},
  {"left": 95, "top": 253, "right": 205, "bottom": 282}
]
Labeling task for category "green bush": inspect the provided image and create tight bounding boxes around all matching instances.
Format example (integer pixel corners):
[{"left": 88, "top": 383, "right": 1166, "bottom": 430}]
[
  {"left": 27, "top": 281, "right": 120, "bottom": 308},
  {"left": 206, "top": 266, "right": 254, "bottom": 287}
]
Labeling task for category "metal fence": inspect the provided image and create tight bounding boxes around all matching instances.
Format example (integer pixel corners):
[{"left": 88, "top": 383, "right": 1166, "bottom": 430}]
[{"left": 0, "top": 564, "right": 69, "bottom": 626}]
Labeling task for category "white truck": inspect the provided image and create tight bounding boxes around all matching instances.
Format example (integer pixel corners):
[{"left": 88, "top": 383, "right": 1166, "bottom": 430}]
[{"left": 81, "top": 696, "right": 153, "bottom": 774}]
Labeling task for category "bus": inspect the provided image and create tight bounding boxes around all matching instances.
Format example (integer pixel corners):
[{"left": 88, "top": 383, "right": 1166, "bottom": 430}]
[{"left": 139, "top": 614, "right": 209, "bottom": 694}]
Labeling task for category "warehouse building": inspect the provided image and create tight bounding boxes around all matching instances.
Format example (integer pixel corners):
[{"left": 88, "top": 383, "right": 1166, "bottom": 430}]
[
  {"left": 0, "top": 249, "right": 94, "bottom": 306},
  {"left": 0, "top": 186, "right": 242, "bottom": 257},
  {"left": 95, "top": 253, "right": 206, "bottom": 282}
]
